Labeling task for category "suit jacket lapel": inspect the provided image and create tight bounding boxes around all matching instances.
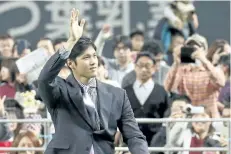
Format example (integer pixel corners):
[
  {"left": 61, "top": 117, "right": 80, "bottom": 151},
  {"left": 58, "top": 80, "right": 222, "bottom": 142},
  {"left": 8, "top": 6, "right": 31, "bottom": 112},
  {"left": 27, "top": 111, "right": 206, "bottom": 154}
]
[
  {"left": 66, "top": 74, "right": 93, "bottom": 129},
  {"left": 96, "top": 80, "right": 113, "bottom": 131}
]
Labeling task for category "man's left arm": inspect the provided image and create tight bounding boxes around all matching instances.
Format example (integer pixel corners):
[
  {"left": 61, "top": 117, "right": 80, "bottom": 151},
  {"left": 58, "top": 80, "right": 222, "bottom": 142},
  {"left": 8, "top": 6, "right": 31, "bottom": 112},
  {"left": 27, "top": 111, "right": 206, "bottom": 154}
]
[{"left": 117, "top": 90, "right": 149, "bottom": 154}]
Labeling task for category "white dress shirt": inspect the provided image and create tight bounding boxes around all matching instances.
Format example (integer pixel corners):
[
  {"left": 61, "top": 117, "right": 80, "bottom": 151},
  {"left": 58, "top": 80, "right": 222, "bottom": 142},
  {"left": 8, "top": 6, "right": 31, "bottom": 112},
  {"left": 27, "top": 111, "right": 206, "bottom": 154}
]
[{"left": 133, "top": 79, "right": 155, "bottom": 106}]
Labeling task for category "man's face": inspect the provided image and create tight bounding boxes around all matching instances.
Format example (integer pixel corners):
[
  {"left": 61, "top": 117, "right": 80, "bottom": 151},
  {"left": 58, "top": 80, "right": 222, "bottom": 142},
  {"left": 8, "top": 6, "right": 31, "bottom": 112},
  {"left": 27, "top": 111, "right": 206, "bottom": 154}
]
[
  {"left": 69, "top": 46, "right": 98, "bottom": 79},
  {"left": 135, "top": 56, "right": 155, "bottom": 82},
  {"left": 114, "top": 43, "right": 131, "bottom": 64},
  {"left": 1, "top": 38, "right": 14, "bottom": 57},
  {"left": 170, "top": 35, "right": 185, "bottom": 51},
  {"left": 131, "top": 34, "right": 144, "bottom": 51}
]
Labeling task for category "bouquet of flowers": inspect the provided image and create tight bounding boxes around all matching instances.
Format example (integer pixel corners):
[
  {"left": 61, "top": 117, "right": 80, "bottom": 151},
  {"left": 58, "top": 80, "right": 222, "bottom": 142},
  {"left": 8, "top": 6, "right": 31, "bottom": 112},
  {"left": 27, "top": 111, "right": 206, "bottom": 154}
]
[{"left": 15, "top": 90, "right": 44, "bottom": 114}]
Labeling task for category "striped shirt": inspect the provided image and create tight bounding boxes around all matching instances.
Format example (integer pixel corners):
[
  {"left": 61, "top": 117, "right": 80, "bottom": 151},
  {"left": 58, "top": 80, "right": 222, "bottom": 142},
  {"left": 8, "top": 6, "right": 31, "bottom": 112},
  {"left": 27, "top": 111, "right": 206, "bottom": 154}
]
[{"left": 76, "top": 78, "right": 97, "bottom": 106}]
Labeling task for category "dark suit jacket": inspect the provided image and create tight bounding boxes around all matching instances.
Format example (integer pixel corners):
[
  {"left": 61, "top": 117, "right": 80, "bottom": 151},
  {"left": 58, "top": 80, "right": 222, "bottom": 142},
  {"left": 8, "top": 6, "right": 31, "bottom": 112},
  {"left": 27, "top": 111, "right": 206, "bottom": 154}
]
[{"left": 38, "top": 52, "right": 149, "bottom": 154}]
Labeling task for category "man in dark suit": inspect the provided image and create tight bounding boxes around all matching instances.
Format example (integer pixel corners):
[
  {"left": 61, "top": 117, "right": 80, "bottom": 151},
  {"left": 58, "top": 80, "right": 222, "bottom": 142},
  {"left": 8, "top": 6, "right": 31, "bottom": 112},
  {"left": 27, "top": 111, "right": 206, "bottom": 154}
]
[{"left": 38, "top": 8, "right": 148, "bottom": 154}]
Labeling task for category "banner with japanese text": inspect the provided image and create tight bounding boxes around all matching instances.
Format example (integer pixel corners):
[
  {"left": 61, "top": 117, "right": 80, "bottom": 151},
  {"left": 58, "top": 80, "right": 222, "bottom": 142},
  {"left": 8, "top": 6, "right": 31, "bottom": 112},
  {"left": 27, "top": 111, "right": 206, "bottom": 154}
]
[{"left": 0, "top": 1, "right": 229, "bottom": 57}]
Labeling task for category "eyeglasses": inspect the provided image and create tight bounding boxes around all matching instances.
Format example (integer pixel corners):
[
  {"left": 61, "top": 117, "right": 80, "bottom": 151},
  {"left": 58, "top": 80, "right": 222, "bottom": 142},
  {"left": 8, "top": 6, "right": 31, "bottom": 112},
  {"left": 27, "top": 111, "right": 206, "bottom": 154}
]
[{"left": 136, "top": 63, "right": 153, "bottom": 69}]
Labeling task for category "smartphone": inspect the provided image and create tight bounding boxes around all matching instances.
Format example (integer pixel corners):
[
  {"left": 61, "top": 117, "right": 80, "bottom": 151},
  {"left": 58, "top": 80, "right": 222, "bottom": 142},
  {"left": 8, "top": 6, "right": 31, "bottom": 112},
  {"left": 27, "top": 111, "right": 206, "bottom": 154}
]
[{"left": 180, "top": 46, "right": 196, "bottom": 63}]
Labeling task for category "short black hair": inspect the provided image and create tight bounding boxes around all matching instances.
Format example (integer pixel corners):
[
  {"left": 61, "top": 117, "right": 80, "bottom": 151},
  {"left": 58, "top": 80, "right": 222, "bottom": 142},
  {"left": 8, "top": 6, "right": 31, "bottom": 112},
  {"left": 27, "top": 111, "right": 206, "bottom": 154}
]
[
  {"left": 130, "top": 29, "right": 144, "bottom": 38},
  {"left": 113, "top": 35, "right": 132, "bottom": 50},
  {"left": 218, "top": 54, "right": 230, "bottom": 75},
  {"left": 69, "top": 37, "right": 97, "bottom": 61},
  {"left": 53, "top": 38, "right": 67, "bottom": 46},
  {"left": 141, "top": 40, "right": 163, "bottom": 56},
  {"left": 135, "top": 52, "right": 156, "bottom": 64}
]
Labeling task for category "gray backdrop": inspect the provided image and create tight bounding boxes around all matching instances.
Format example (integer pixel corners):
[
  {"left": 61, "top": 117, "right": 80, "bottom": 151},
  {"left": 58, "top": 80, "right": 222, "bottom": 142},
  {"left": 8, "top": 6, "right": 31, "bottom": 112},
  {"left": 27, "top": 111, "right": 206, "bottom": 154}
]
[{"left": 0, "top": 1, "right": 230, "bottom": 58}]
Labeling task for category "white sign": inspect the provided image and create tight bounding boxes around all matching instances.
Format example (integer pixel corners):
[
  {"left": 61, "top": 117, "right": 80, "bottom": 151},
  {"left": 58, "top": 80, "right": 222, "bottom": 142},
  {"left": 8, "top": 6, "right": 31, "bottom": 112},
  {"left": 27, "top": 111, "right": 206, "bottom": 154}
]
[{"left": 16, "top": 48, "right": 50, "bottom": 84}]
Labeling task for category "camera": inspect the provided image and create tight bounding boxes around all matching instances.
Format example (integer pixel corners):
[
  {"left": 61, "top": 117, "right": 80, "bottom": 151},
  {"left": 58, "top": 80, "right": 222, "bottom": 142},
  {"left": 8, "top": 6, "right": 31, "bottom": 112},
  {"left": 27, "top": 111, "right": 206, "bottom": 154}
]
[
  {"left": 211, "top": 132, "right": 221, "bottom": 141},
  {"left": 205, "top": 134, "right": 223, "bottom": 147},
  {"left": 183, "top": 104, "right": 205, "bottom": 114},
  {"left": 180, "top": 46, "right": 196, "bottom": 63}
]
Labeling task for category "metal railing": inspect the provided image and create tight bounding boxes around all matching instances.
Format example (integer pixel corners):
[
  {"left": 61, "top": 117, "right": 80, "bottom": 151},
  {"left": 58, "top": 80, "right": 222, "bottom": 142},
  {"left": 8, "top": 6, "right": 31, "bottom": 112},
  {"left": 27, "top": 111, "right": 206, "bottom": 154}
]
[{"left": 0, "top": 118, "right": 229, "bottom": 153}]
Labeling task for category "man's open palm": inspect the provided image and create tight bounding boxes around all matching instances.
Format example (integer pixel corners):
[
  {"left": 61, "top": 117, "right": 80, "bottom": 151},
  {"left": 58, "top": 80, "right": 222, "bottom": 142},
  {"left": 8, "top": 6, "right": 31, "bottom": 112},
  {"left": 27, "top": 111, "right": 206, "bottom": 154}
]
[{"left": 68, "top": 8, "right": 85, "bottom": 43}]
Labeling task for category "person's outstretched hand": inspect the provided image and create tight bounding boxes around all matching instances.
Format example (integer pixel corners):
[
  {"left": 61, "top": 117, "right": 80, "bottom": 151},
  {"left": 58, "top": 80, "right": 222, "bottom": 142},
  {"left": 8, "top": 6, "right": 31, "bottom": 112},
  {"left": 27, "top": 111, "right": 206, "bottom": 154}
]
[
  {"left": 66, "top": 8, "right": 86, "bottom": 51},
  {"left": 102, "top": 24, "right": 113, "bottom": 40}
]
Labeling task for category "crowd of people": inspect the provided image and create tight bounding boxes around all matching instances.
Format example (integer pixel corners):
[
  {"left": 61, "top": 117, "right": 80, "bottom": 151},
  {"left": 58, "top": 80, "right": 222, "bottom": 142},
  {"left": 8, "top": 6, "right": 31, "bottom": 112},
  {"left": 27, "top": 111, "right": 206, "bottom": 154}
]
[{"left": 0, "top": 1, "right": 230, "bottom": 154}]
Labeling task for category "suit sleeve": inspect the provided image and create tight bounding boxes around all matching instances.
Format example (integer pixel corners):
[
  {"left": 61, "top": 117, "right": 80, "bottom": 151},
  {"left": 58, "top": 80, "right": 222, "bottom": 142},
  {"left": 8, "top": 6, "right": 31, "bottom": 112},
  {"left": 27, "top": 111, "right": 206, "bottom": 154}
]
[
  {"left": 38, "top": 46, "right": 70, "bottom": 108},
  {"left": 117, "top": 90, "right": 149, "bottom": 154}
]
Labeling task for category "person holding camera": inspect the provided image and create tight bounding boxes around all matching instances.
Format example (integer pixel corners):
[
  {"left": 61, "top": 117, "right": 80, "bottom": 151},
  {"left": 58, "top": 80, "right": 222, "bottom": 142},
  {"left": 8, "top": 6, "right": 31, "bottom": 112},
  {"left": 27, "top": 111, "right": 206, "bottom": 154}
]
[
  {"left": 169, "top": 110, "right": 222, "bottom": 154},
  {"left": 150, "top": 94, "right": 190, "bottom": 154},
  {"left": 164, "top": 34, "right": 225, "bottom": 118}
]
